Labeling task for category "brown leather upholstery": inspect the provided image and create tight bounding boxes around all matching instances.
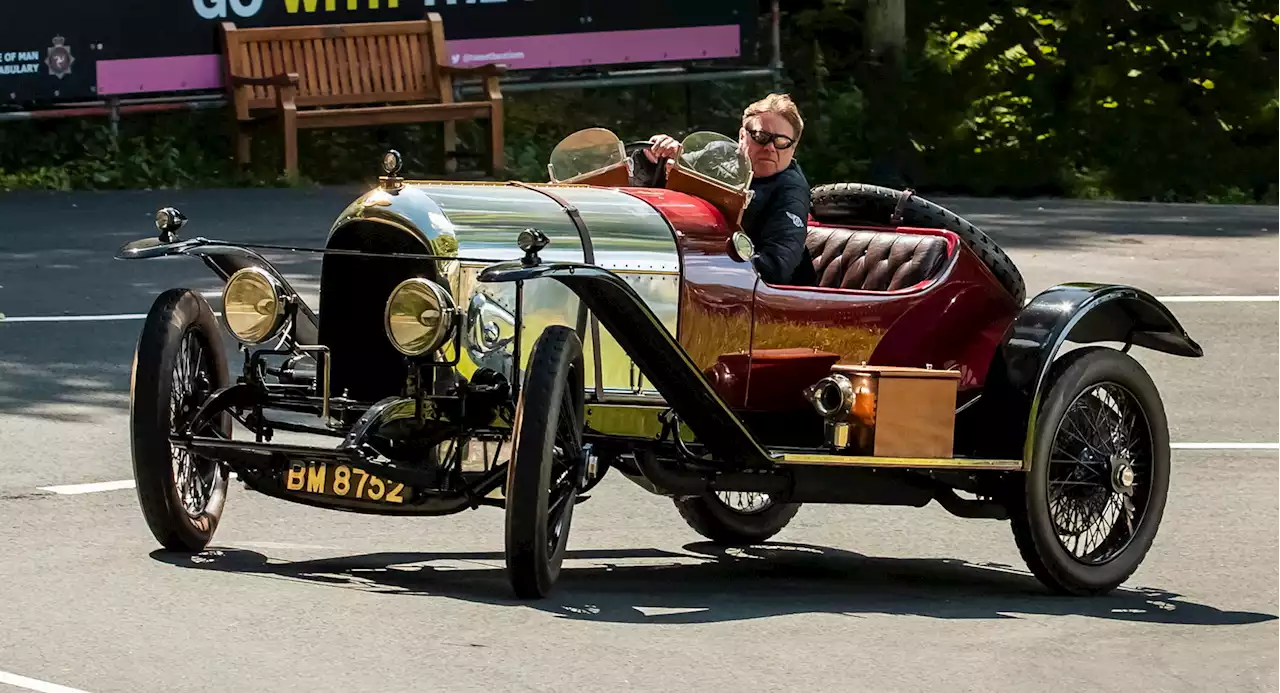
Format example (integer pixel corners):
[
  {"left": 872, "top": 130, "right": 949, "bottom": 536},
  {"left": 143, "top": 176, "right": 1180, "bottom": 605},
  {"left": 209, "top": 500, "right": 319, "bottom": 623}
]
[{"left": 804, "top": 227, "right": 950, "bottom": 291}]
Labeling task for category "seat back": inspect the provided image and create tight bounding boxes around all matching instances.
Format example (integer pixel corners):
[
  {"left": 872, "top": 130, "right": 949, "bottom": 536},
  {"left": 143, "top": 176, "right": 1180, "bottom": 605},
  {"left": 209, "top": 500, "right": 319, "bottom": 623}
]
[
  {"left": 805, "top": 227, "right": 950, "bottom": 292},
  {"left": 220, "top": 15, "right": 451, "bottom": 115}
]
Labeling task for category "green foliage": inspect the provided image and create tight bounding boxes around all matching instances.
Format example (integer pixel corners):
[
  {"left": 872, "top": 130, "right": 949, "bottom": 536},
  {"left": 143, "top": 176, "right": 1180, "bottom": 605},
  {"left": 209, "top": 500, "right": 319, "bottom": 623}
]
[{"left": 901, "top": 0, "right": 1278, "bottom": 201}]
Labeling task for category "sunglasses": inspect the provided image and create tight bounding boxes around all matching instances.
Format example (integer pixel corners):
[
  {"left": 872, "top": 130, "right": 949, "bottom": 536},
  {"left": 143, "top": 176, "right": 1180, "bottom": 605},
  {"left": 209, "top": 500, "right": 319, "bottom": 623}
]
[{"left": 744, "top": 127, "right": 796, "bottom": 150}]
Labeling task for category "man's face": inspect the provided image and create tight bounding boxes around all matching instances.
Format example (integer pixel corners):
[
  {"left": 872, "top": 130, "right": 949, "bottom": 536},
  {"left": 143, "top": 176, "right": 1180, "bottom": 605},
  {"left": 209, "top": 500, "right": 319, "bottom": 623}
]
[{"left": 739, "top": 111, "right": 797, "bottom": 178}]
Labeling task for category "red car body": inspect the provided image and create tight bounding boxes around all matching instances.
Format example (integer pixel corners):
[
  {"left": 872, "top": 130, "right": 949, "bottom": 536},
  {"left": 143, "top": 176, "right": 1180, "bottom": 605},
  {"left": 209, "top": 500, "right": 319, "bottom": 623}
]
[{"left": 620, "top": 187, "right": 1020, "bottom": 416}]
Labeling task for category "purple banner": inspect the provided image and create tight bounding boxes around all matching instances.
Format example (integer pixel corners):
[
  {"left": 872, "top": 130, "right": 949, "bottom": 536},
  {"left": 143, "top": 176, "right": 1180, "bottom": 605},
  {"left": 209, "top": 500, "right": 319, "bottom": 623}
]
[
  {"left": 97, "top": 24, "right": 742, "bottom": 96},
  {"left": 1, "top": 1, "right": 757, "bottom": 107}
]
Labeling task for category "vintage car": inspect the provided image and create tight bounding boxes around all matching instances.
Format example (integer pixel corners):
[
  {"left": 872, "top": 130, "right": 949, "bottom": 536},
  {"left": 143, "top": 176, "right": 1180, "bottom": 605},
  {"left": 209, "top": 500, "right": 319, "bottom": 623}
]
[{"left": 116, "top": 127, "right": 1202, "bottom": 600}]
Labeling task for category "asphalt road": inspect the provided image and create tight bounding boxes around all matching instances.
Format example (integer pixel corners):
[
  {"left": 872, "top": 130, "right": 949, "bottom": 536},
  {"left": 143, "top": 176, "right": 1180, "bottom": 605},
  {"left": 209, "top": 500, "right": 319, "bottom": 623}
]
[{"left": 0, "top": 188, "right": 1276, "bottom": 693}]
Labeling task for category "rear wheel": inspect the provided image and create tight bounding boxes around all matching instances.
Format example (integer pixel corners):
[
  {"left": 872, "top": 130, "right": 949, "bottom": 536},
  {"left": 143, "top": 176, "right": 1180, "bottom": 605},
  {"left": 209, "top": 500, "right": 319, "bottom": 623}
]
[
  {"left": 130, "top": 289, "right": 232, "bottom": 552},
  {"left": 504, "top": 325, "right": 586, "bottom": 599},
  {"left": 810, "top": 183, "right": 1026, "bottom": 305},
  {"left": 1009, "top": 347, "right": 1170, "bottom": 595},
  {"left": 674, "top": 491, "right": 801, "bottom": 546}
]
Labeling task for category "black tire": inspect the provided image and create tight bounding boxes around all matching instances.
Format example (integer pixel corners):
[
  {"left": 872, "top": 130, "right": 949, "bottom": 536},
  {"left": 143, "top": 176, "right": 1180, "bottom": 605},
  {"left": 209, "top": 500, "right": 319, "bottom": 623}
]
[
  {"left": 674, "top": 491, "right": 801, "bottom": 546},
  {"left": 810, "top": 183, "right": 1026, "bottom": 306},
  {"left": 1009, "top": 347, "right": 1171, "bottom": 595},
  {"left": 504, "top": 325, "right": 586, "bottom": 599},
  {"left": 130, "top": 289, "right": 233, "bottom": 552}
]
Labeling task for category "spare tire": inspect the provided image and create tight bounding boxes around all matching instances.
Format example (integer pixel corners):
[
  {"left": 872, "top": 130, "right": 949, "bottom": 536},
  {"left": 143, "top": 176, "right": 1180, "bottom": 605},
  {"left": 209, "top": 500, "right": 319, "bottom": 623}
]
[{"left": 810, "top": 183, "right": 1026, "bottom": 306}]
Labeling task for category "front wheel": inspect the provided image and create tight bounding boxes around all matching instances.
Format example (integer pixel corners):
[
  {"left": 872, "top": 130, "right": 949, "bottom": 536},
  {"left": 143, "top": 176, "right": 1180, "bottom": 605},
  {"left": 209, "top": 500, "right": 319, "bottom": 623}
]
[
  {"left": 130, "top": 289, "right": 233, "bottom": 552},
  {"left": 1010, "top": 347, "right": 1170, "bottom": 595},
  {"left": 504, "top": 325, "right": 586, "bottom": 599},
  {"left": 674, "top": 491, "right": 801, "bottom": 546}
]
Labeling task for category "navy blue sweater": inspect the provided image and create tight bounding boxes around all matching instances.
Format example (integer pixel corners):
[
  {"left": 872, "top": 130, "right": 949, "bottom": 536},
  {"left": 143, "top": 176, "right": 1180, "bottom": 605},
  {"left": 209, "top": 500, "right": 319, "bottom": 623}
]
[{"left": 740, "top": 160, "right": 814, "bottom": 285}]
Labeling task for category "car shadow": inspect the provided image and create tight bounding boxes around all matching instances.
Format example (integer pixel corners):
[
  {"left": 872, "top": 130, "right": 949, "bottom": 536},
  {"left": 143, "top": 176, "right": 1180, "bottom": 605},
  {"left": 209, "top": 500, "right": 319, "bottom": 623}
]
[{"left": 150, "top": 541, "right": 1276, "bottom": 627}]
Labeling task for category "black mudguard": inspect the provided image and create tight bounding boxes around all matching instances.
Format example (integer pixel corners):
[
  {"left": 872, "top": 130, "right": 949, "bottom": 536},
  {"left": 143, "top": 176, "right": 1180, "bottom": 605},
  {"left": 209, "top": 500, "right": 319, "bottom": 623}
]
[
  {"left": 478, "top": 261, "right": 776, "bottom": 470},
  {"left": 117, "top": 237, "right": 319, "bottom": 344},
  {"left": 959, "top": 282, "right": 1202, "bottom": 464}
]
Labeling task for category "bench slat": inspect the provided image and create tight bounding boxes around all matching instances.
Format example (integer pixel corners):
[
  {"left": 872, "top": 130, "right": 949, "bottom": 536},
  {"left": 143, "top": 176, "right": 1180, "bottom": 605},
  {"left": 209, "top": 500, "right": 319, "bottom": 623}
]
[
  {"left": 246, "top": 42, "right": 263, "bottom": 100},
  {"left": 366, "top": 36, "right": 381, "bottom": 93},
  {"left": 301, "top": 40, "right": 317, "bottom": 96},
  {"left": 389, "top": 35, "right": 404, "bottom": 93},
  {"left": 365, "top": 36, "right": 380, "bottom": 93},
  {"left": 374, "top": 35, "right": 390, "bottom": 93},
  {"left": 408, "top": 33, "right": 424, "bottom": 94},
  {"left": 324, "top": 37, "right": 342, "bottom": 96}
]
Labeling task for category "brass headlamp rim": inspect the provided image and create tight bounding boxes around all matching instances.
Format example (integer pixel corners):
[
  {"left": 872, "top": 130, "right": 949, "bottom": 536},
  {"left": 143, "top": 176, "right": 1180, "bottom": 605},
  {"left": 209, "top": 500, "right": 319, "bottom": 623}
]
[
  {"left": 383, "top": 277, "right": 457, "bottom": 357},
  {"left": 221, "top": 266, "right": 288, "bottom": 345}
]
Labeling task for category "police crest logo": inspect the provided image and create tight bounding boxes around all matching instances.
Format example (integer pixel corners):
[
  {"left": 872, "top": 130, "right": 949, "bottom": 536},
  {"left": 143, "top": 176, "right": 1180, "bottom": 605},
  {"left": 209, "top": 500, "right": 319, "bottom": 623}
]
[{"left": 45, "top": 36, "right": 74, "bottom": 79}]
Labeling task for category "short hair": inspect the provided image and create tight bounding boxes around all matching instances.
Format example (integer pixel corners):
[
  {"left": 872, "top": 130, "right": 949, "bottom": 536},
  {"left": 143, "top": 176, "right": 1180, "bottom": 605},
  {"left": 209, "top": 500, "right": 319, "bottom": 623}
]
[{"left": 742, "top": 93, "right": 804, "bottom": 140}]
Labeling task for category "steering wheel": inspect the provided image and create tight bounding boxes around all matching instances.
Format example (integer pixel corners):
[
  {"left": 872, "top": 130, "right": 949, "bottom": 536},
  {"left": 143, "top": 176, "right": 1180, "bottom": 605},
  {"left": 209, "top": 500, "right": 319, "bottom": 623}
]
[
  {"left": 623, "top": 140, "right": 651, "bottom": 156},
  {"left": 624, "top": 140, "right": 669, "bottom": 187}
]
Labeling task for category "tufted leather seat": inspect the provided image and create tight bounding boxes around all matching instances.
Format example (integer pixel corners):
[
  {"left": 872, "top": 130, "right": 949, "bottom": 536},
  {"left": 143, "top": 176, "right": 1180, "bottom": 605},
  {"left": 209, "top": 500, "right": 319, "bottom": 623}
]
[{"left": 803, "top": 227, "right": 950, "bottom": 292}]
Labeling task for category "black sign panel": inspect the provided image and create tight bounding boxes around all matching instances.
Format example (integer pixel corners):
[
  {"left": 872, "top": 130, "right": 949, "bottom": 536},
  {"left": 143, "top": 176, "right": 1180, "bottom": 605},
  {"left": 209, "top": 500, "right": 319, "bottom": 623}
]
[{"left": 0, "top": 0, "right": 758, "bottom": 107}]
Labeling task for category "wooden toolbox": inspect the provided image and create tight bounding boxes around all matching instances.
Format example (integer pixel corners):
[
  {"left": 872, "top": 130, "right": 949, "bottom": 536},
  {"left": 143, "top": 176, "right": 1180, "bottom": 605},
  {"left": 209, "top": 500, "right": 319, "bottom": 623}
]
[{"left": 831, "top": 364, "right": 961, "bottom": 459}]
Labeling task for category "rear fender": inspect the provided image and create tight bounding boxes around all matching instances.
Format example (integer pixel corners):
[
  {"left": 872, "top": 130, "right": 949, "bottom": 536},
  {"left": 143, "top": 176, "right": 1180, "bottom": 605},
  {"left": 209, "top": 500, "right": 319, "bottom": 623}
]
[
  {"left": 478, "top": 261, "right": 775, "bottom": 470},
  {"left": 117, "top": 236, "right": 319, "bottom": 344},
  {"left": 968, "top": 283, "right": 1202, "bottom": 466}
]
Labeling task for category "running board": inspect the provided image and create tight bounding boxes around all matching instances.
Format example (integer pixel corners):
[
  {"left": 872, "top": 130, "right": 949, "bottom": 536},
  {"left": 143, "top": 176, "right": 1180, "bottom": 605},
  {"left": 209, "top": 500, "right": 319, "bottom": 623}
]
[
  {"left": 583, "top": 403, "right": 1024, "bottom": 471},
  {"left": 777, "top": 453, "right": 1024, "bottom": 471}
]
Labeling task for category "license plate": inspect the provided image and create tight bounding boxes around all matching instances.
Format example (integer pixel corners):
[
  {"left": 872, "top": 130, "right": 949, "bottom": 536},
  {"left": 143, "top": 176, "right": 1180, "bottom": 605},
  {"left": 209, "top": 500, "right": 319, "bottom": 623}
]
[{"left": 285, "top": 462, "right": 412, "bottom": 504}]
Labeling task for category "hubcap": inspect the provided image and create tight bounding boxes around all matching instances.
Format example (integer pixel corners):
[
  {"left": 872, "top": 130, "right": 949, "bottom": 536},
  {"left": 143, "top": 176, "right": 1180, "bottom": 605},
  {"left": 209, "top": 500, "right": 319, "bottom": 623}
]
[{"left": 1111, "top": 455, "right": 1136, "bottom": 493}]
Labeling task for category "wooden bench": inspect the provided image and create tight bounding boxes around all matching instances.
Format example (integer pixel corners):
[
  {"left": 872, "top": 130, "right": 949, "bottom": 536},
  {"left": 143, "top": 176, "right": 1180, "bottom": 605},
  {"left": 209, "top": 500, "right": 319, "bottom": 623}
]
[{"left": 219, "top": 13, "right": 505, "bottom": 180}]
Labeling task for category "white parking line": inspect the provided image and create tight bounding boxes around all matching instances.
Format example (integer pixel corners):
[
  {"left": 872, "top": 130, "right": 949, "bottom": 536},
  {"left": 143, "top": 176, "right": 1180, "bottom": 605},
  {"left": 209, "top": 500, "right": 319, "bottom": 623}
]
[
  {"left": 0, "top": 669, "right": 95, "bottom": 693},
  {"left": 0, "top": 313, "right": 148, "bottom": 323},
  {"left": 0, "top": 312, "right": 221, "bottom": 323},
  {"left": 1171, "top": 442, "right": 1279, "bottom": 450},
  {"left": 1156, "top": 295, "right": 1278, "bottom": 303},
  {"left": 37, "top": 480, "right": 136, "bottom": 495}
]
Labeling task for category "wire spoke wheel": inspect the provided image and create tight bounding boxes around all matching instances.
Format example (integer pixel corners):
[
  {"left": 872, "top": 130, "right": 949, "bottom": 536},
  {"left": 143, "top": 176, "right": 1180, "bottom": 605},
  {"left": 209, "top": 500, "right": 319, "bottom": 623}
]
[
  {"left": 675, "top": 485, "right": 801, "bottom": 547},
  {"left": 714, "top": 491, "right": 774, "bottom": 514},
  {"left": 505, "top": 325, "right": 585, "bottom": 599},
  {"left": 169, "top": 329, "right": 220, "bottom": 518},
  {"left": 131, "top": 289, "right": 232, "bottom": 552},
  {"left": 1047, "top": 382, "right": 1151, "bottom": 564},
  {"left": 1010, "top": 347, "right": 1171, "bottom": 596}
]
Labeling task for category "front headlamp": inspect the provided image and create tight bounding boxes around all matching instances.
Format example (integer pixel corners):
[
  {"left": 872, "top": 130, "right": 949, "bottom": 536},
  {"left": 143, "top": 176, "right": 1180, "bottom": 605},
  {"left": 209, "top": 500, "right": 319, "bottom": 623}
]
[
  {"left": 222, "top": 267, "right": 286, "bottom": 344},
  {"left": 385, "top": 278, "right": 456, "bottom": 356}
]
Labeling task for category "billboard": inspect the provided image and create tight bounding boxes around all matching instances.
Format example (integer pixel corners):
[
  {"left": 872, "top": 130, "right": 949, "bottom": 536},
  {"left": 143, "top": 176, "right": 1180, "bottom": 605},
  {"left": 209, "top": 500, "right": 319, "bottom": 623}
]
[{"left": 0, "top": 0, "right": 759, "bottom": 108}]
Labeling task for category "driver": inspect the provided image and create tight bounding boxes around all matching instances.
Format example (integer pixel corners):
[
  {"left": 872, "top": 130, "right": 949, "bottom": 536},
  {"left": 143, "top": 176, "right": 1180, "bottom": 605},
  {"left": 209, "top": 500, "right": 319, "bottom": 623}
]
[{"left": 631, "top": 93, "right": 815, "bottom": 286}]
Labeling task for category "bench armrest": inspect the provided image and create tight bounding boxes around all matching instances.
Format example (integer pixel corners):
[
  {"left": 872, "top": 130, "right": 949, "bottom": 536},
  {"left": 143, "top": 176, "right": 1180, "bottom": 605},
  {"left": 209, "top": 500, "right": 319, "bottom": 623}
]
[{"left": 230, "top": 73, "right": 300, "bottom": 87}]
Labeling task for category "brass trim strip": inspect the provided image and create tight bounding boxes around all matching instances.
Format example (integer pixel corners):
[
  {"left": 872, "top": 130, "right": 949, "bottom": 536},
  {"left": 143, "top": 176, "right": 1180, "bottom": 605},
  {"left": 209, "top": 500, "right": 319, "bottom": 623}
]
[
  {"left": 458, "top": 260, "right": 678, "bottom": 276},
  {"left": 777, "top": 453, "right": 1024, "bottom": 470}
]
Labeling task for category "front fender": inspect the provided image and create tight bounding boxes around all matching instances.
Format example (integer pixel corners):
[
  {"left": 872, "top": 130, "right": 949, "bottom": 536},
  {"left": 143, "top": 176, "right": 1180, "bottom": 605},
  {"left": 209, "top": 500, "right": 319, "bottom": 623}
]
[
  {"left": 479, "top": 260, "right": 776, "bottom": 469},
  {"left": 117, "top": 236, "right": 319, "bottom": 344},
  {"left": 970, "top": 282, "right": 1201, "bottom": 466}
]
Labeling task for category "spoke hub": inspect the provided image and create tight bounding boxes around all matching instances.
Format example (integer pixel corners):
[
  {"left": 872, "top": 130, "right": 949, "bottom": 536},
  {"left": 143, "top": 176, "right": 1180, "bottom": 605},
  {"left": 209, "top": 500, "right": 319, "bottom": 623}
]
[{"left": 1110, "top": 454, "right": 1135, "bottom": 494}]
